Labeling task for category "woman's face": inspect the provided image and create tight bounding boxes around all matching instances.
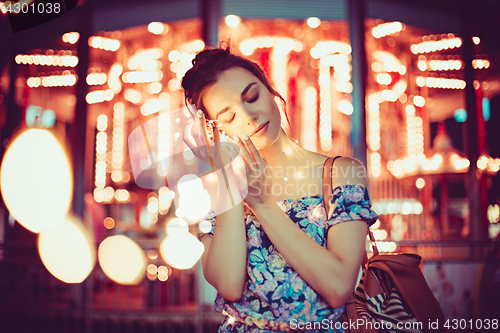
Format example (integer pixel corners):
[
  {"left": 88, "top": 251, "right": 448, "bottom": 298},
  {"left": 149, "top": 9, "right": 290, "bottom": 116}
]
[{"left": 202, "top": 67, "right": 281, "bottom": 149}]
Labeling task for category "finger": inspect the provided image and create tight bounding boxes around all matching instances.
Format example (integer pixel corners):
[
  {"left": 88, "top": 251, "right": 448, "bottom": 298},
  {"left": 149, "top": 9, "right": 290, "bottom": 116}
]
[
  {"left": 190, "top": 116, "right": 208, "bottom": 148},
  {"left": 210, "top": 122, "right": 226, "bottom": 169},
  {"left": 231, "top": 157, "right": 249, "bottom": 197},
  {"left": 197, "top": 110, "right": 214, "bottom": 169},
  {"left": 211, "top": 121, "right": 224, "bottom": 154},
  {"left": 183, "top": 118, "right": 212, "bottom": 166},
  {"left": 242, "top": 134, "right": 266, "bottom": 169},
  {"left": 212, "top": 121, "right": 221, "bottom": 143},
  {"left": 197, "top": 110, "right": 210, "bottom": 143},
  {"left": 182, "top": 120, "right": 198, "bottom": 150},
  {"left": 233, "top": 135, "right": 257, "bottom": 176}
]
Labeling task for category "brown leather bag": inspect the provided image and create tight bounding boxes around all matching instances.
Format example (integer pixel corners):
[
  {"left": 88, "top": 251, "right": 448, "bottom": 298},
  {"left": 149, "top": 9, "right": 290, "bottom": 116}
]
[{"left": 322, "top": 156, "right": 444, "bottom": 333}]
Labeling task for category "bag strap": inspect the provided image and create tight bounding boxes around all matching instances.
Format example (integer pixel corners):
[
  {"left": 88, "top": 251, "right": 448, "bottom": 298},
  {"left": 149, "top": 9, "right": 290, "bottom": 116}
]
[
  {"left": 323, "top": 157, "right": 385, "bottom": 332},
  {"left": 322, "top": 156, "right": 379, "bottom": 256},
  {"left": 322, "top": 156, "right": 341, "bottom": 217},
  {"left": 368, "top": 228, "right": 379, "bottom": 256}
]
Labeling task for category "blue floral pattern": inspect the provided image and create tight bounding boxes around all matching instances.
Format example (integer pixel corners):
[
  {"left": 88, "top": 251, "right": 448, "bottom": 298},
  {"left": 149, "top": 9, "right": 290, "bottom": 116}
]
[{"left": 206, "top": 185, "right": 378, "bottom": 332}]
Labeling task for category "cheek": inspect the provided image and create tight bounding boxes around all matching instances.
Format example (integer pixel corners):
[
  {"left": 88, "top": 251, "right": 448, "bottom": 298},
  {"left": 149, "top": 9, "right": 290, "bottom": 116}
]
[
  {"left": 221, "top": 116, "right": 247, "bottom": 135},
  {"left": 218, "top": 124, "right": 237, "bottom": 139},
  {"left": 267, "top": 96, "right": 281, "bottom": 117}
]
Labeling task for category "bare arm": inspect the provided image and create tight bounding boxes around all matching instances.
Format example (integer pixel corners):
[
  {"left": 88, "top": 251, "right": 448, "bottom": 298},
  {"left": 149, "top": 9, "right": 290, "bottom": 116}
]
[
  {"left": 199, "top": 173, "right": 247, "bottom": 301},
  {"left": 184, "top": 115, "right": 248, "bottom": 301},
  {"left": 250, "top": 157, "right": 369, "bottom": 308},
  {"left": 250, "top": 204, "right": 366, "bottom": 308}
]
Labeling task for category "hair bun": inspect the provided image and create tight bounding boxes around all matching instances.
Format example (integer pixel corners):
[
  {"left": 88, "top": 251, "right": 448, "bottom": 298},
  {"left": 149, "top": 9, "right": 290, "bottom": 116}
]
[{"left": 191, "top": 47, "right": 230, "bottom": 67}]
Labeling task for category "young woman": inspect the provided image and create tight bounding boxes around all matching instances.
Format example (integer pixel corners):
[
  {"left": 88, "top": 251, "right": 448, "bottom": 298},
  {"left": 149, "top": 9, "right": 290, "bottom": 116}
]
[{"left": 181, "top": 46, "right": 378, "bottom": 332}]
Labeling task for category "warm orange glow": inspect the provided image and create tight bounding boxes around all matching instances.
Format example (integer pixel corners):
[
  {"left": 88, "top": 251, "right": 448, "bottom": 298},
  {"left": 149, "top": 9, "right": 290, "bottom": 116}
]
[
  {"left": 86, "top": 89, "right": 114, "bottom": 104},
  {"left": 147, "top": 264, "right": 158, "bottom": 275},
  {"left": 62, "top": 32, "right": 80, "bottom": 44},
  {"left": 0, "top": 129, "right": 73, "bottom": 233},
  {"left": 372, "top": 21, "right": 403, "bottom": 38},
  {"left": 411, "top": 36, "right": 462, "bottom": 54},
  {"left": 38, "top": 216, "right": 95, "bottom": 283},
  {"left": 103, "top": 217, "right": 115, "bottom": 229},
  {"left": 147, "top": 250, "right": 158, "bottom": 260},
  {"left": 27, "top": 73, "right": 77, "bottom": 88},
  {"left": 488, "top": 204, "right": 500, "bottom": 223},
  {"left": 306, "top": 17, "right": 321, "bottom": 29},
  {"left": 98, "top": 235, "right": 147, "bottom": 285},
  {"left": 88, "top": 36, "right": 120, "bottom": 51},
  {"left": 148, "top": 22, "right": 166, "bottom": 35},
  {"left": 158, "top": 265, "right": 169, "bottom": 281},
  {"left": 114, "top": 189, "right": 129, "bottom": 202},
  {"left": 86, "top": 73, "right": 107, "bottom": 85}
]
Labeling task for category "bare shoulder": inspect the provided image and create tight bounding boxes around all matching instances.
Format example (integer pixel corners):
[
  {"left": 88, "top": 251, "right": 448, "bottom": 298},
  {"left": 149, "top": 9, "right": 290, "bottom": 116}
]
[
  {"left": 300, "top": 149, "right": 330, "bottom": 177},
  {"left": 329, "top": 156, "right": 368, "bottom": 188},
  {"left": 301, "top": 149, "right": 330, "bottom": 166}
]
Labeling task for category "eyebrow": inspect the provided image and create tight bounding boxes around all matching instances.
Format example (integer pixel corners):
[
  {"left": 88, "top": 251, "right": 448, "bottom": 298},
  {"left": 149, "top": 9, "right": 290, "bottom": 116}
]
[{"left": 215, "top": 82, "right": 258, "bottom": 119}]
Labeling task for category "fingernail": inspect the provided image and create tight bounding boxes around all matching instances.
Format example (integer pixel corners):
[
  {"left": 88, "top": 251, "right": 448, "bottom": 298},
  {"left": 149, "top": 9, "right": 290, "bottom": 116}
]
[
  {"left": 243, "top": 134, "right": 249, "bottom": 140},
  {"left": 197, "top": 110, "right": 203, "bottom": 118},
  {"left": 233, "top": 135, "right": 240, "bottom": 142}
]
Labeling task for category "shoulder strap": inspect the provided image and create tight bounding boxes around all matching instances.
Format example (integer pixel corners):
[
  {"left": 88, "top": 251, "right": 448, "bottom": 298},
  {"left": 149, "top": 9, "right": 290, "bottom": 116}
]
[
  {"left": 322, "top": 156, "right": 341, "bottom": 217},
  {"left": 322, "top": 155, "right": 379, "bottom": 257}
]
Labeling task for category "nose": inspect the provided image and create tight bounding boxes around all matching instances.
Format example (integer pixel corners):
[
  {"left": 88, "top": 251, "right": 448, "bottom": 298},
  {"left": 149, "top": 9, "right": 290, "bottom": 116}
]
[{"left": 239, "top": 104, "right": 259, "bottom": 125}]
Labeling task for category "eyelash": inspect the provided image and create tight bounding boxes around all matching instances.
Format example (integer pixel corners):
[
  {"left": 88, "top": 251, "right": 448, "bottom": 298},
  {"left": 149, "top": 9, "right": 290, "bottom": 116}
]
[{"left": 247, "top": 93, "right": 259, "bottom": 103}]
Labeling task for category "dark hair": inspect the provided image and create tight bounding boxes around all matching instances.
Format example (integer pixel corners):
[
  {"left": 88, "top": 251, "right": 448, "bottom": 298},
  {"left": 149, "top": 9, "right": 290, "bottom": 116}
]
[{"left": 181, "top": 44, "right": 287, "bottom": 122}]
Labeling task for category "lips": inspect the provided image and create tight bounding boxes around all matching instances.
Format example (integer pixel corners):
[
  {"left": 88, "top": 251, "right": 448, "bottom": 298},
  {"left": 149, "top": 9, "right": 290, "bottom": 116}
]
[{"left": 251, "top": 122, "right": 269, "bottom": 137}]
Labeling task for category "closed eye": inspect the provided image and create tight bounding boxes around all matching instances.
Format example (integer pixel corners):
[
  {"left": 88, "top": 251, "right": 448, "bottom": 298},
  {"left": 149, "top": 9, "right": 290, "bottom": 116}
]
[
  {"left": 224, "top": 113, "right": 236, "bottom": 123},
  {"left": 246, "top": 93, "right": 259, "bottom": 103}
]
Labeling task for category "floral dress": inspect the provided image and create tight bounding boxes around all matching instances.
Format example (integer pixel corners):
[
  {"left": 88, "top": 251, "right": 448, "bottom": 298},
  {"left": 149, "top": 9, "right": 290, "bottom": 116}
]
[{"left": 206, "top": 185, "right": 379, "bottom": 333}]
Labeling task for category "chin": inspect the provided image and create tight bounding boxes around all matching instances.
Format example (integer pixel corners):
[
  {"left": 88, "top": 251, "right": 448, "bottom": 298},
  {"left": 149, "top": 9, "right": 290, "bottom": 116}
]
[{"left": 254, "top": 127, "right": 281, "bottom": 150}]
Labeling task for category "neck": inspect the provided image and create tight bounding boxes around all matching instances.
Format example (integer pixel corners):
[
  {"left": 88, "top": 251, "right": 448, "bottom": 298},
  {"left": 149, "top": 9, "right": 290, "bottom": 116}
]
[{"left": 258, "top": 128, "right": 300, "bottom": 166}]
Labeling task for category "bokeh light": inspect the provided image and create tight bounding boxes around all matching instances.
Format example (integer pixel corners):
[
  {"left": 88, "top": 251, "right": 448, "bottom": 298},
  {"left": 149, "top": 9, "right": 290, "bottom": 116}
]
[
  {"left": 159, "top": 233, "right": 204, "bottom": 270},
  {"left": 225, "top": 15, "right": 241, "bottom": 28},
  {"left": 306, "top": 17, "right": 321, "bottom": 29},
  {"left": 148, "top": 22, "right": 166, "bottom": 35},
  {"left": 38, "top": 216, "right": 96, "bottom": 283},
  {"left": 98, "top": 235, "right": 147, "bottom": 285},
  {"left": 0, "top": 129, "right": 72, "bottom": 233}
]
